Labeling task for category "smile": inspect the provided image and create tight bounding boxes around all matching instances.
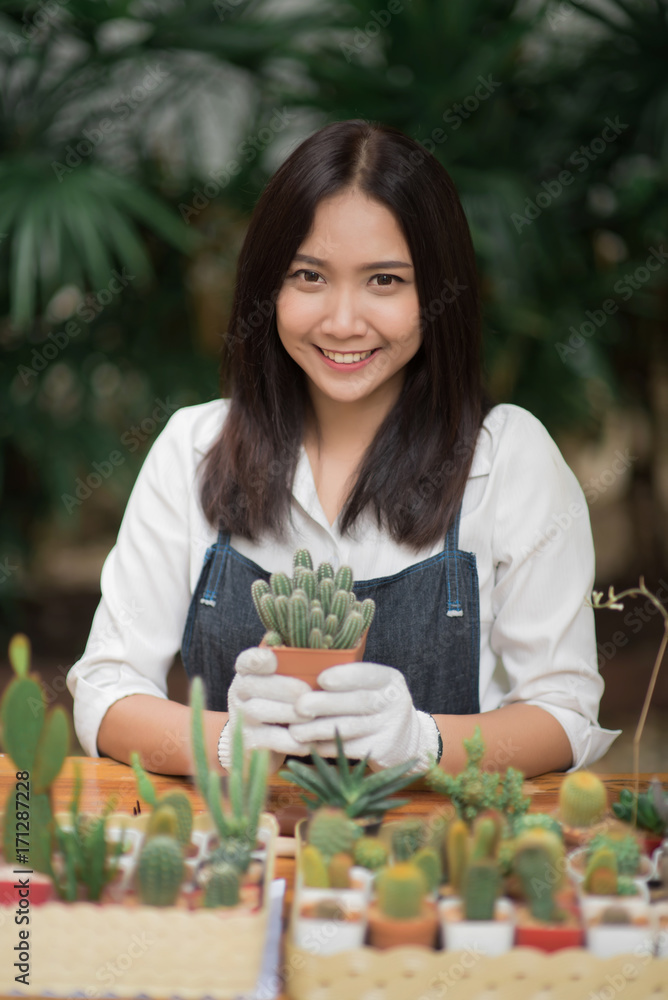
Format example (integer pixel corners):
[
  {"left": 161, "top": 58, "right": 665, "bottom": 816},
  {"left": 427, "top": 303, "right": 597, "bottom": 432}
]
[{"left": 319, "top": 348, "right": 375, "bottom": 364}]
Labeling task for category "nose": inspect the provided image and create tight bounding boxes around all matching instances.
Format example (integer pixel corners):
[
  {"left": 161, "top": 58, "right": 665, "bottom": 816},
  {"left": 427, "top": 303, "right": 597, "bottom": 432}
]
[{"left": 319, "top": 286, "right": 368, "bottom": 339}]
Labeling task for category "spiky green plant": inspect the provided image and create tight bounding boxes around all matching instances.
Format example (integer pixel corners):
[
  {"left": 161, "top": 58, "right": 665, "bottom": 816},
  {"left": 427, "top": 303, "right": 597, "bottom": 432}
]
[
  {"left": 279, "top": 730, "right": 419, "bottom": 821},
  {"left": 514, "top": 845, "right": 560, "bottom": 922},
  {"left": 353, "top": 835, "right": 388, "bottom": 871},
  {"left": 391, "top": 818, "right": 426, "bottom": 861},
  {"left": 307, "top": 807, "right": 361, "bottom": 860},
  {"left": 53, "top": 762, "right": 125, "bottom": 902},
  {"left": 426, "top": 726, "right": 529, "bottom": 824},
  {"left": 204, "top": 861, "right": 240, "bottom": 908},
  {"left": 463, "top": 858, "right": 500, "bottom": 921},
  {"left": 412, "top": 847, "right": 442, "bottom": 893},
  {"left": 131, "top": 755, "right": 193, "bottom": 847},
  {"left": 559, "top": 771, "right": 607, "bottom": 827},
  {"left": 376, "top": 862, "right": 426, "bottom": 919},
  {"left": 446, "top": 819, "right": 469, "bottom": 894},
  {"left": 190, "top": 676, "right": 269, "bottom": 873},
  {"left": 0, "top": 634, "right": 69, "bottom": 874},
  {"left": 251, "top": 549, "right": 375, "bottom": 649},
  {"left": 584, "top": 847, "right": 619, "bottom": 895},
  {"left": 137, "top": 835, "right": 184, "bottom": 906},
  {"left": 301, "top": 844, "right": 329, "bottom": 888},
  {"left": 588, "top": 831, "right": 641, "bottom": 876}
]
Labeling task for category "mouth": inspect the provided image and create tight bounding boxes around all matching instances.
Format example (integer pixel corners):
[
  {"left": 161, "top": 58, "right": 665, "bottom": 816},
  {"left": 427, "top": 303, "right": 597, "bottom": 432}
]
[{"left": 317, "top": 347, "right": 378, "bottom": 365}]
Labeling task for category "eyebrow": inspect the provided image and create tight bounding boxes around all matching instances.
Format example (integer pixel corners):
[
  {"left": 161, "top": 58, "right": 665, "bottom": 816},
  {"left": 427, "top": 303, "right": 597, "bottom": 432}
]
[{"left": 293, "top": 253, "right": 413, "bottom": 270}]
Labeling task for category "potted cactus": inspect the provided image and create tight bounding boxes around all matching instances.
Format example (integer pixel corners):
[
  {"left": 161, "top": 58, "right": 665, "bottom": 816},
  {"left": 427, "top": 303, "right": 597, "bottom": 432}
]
[
  {"left": 292, "top": 808, "right": 371, "bottom": 954},
  {"left": 367, "top": 860, "right": 439, "bottom": 949},
  {"left": 510, "top": 831, "right": 584, "bottom": 951},
  {"left": 438, "top": 812, "right": 515, "bottom": 955},
  {"left": 252, "top": 548, "right": 375, "bottom": 687},
  {"left": 556, "top": 770, "right": 609, "bottom": 846},
  {"left": 612, "top": 781, "right": 668, "bottom": 855},
  {"left": 567, "top": 826, "right": 654, "bottom": 889}
]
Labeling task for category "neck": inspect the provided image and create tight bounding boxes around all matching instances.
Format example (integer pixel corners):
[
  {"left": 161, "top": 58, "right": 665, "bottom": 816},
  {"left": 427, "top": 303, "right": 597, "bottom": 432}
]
[{"left": 306, "top": 376, "right": 403, "bottom": 455}]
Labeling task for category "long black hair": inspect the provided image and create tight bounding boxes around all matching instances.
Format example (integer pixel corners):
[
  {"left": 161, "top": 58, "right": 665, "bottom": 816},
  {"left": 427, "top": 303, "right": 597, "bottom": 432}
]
[{"left": 200, "top": 119, "right": 490, "bottom": 549}]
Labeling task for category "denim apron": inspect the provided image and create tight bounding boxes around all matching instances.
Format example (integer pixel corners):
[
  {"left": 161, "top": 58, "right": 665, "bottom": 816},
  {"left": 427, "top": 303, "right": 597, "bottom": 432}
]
[{"left": 181, "top": 504, "right": 480, "bottom": 716}]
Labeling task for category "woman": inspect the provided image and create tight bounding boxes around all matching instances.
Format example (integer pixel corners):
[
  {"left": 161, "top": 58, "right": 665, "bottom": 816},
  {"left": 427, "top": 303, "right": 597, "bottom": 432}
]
[{"left": 67, "top": 120, "right": 618, "bottom": 777}]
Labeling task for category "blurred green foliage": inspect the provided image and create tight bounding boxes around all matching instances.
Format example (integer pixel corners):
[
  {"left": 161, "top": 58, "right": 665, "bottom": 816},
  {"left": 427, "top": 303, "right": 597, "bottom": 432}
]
[{"left": 0, "top": 0, "right": 667, "bottom": 632}]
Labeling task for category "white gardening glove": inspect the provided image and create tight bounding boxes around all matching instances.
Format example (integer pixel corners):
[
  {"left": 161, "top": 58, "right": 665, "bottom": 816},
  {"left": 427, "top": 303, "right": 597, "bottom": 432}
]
[
  {"left": 217, "top": 647, "right": 313, "bottom": 774},
  {"left": 288, "top": 662, "right": 441, "bottom": 774}
]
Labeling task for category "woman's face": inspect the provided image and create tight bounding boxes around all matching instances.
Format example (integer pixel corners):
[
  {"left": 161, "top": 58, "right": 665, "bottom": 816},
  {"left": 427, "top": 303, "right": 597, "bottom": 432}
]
[{"left": 276, "top": 187, "right": 422, "bottom": 413}]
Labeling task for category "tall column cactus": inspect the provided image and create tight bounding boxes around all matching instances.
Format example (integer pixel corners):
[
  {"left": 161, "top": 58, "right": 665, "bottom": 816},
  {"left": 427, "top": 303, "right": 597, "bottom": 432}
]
[
  {"left": 251, "top": 548, "right": 375, "bottom": 649},
  {"left": 190, "top": 675, "right": 269, "bottom": 873},
  {"left": 0, "top": 634, "right": 69, "bottom": 873}
]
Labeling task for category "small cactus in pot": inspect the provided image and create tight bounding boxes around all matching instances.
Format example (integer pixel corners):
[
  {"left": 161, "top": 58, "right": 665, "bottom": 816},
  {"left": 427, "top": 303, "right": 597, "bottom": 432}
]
[
  {"left": 368, "top": 861, "right": 438, "bottom": 949},
  {"left": 252, "top": 549, "right": 375, "bottom": 687}
]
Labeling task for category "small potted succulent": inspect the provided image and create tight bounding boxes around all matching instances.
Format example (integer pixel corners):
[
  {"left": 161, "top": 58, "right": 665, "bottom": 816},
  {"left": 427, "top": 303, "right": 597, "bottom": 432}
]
[
  {"left": 510, "top": 831, "right": 584, "bottom": 951},
  {"left": 367, "top": 860, "right": 439, "bottom": 949},
  {"left": 567, "top": 826, "right": 654, "bottom": 889},
  {"left": 279, "top": 730, "right": 420, "bottom": 828},
  {"left": 292, "top": 807, "right": 371, "bottom": 954},
  {"left": 613, "top": 782, "right": 668, "bottom": 856},
  {"left": 252, "top": 548, "right": 375, "bottom": 687},
  {"left": 438, "top": 812, "right": 515, "bottom": 955},
  {"left": 555, "top": 770, "right": 609, "bottom": 846},
  {"left": 578, "top": 845, "right": 654, "bottom": 956}
]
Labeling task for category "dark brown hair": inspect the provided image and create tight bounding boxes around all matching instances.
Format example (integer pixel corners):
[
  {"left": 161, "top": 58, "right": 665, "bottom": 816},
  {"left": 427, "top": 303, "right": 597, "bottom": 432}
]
[{"left": 200, "top": 119, "right": 490, "bottom": 549}]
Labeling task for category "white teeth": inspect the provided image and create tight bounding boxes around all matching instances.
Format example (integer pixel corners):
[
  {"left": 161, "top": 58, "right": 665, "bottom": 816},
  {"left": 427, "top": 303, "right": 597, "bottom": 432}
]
[{"left": 321, "top": 349, "right": 373, "bottom": 364}]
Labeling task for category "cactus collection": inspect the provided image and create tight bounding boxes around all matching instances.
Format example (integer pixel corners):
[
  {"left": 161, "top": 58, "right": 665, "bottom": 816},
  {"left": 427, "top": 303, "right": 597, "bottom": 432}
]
[{"left": 252, "top": 548, "right": 375, "bottom": 649}]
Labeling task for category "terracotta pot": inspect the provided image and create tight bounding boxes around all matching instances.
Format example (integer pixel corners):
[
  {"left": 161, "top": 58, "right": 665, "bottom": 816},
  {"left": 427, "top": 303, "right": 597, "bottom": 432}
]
[
  {"left": 367, "top": 899, "right": 438, "bottom": 950},
  {"left": 260, "top": 631, "right": 368, "bottom": 689},
  {"left": 515, "top": 922, "right": 584, "bottom": 951}
]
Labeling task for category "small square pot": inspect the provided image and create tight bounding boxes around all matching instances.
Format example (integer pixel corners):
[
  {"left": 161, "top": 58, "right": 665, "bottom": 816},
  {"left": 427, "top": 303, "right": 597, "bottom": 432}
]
[
  {"left": 293, "top": 887, "right": 368, "bottom": 955},
  {"left": 581, "top": 896, "right": 655, "bottom": 957},
  {"left": 438, "top": 897, "right": 515, "bottom": 956}
]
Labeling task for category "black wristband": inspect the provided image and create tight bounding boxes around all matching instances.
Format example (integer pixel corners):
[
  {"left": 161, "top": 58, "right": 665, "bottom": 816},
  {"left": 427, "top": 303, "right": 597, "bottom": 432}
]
[{"left": 430, "top": 715, "right": 443, "bottom": 764}]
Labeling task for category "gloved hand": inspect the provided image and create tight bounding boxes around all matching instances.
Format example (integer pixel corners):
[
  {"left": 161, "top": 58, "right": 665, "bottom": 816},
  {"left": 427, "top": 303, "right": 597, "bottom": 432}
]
[
  {"left": 288, "top": 662, "right": 442, "bottom": 773},
  {"left": 217, "top": 646, "right": 313, "bottom": 773}
]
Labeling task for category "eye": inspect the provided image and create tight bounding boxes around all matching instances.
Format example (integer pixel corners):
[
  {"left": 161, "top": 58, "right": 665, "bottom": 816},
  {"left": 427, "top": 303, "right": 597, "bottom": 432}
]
[
  {"left": 288, "top": 269, "right": 324, "bottom": 283},
  {"left": 370, "top": 274, "right": 403, "bottom": 286}
]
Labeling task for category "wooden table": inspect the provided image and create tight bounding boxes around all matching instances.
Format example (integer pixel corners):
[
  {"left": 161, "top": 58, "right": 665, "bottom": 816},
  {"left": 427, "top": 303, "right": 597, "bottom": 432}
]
[{"left": 0, "top": 756, "right": 664, "bottom": 1000}]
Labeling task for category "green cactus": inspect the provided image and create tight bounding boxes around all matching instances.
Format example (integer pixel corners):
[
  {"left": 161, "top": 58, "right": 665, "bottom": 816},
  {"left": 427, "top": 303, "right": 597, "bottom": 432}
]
[
  {"left": 307, "top": 807, "right": 362, "bottom": 860},
  {"left": 270, "top": 571, "right": 292, "bottom": 597},
  {"left": 588, "top": 831, "right": 641, "bottom": 876},
  {"left": 137, "top": 834, "right": 184, "bottom": 906},
  {"left": 204, "top": 862, "right": 240, "bottom": 907},
  {"left": 353, "top": 835, "right": 389, "bottom": 871},
  {"left": 512, "top": 828, "right": 564, "bottom": 874},
  {"left": 463, "top": 858, "right": 500, "bottom": 920},
  {"left": 447, "top": 819, "right": 469, "bottom": 894},
  {"left": 391, "top": 818, "right": 426, "bottom": 860},
  {"left": 146, "top": 803, "right": 179, "bottom": 839},
  {"left": 376, "top": 862, "right": 426, "bottom": 919},
  {"left": 513, "top": 812, "right": 562, "bottom": 839},
  {"left": 263, "top": 630, "right": 283, "bottom": 646},
  {"left": 471, "top": 812, "right": 502, "bottom": 860},
  {"left": 332, "top": 611, "right": 365, "bottom": 649},
  {"left": 317, "top": 561, "right": 334, "bottom": 582},
  {"left": 412, "top": 846, "right": 442, "bottom": 892},
  {"left": 318, "top": 578, "right": 335, "bottom": 616},
  {"left": 293, "top": 548, "right": 314, "bottom": 572},
  {"left": 190, "top": 677, "right": 269, "bottom": 874},
  {"left": 328, "top": 852, "right": 353, "bottom": 888},
  {"left": 514, "top": 845, "right": 559, "bottom": 922},
  {"left": 584, "top": 847, "right": 619, "bottom": 895},
  {"left": 301, "top": 844, "right": 329, "bottom": 887},
  {"left": 334, "top": 565, "right": 354, "bottom": 592},
  {"left": 252, "top": 550, "right": 375, "bottom": 648},
  {"left": 559, "top": 771, "right": 607, "bottom": 827},
  {"left": 0, "top": 634, "right": 69, "bottom": 874},
  {"left": 131, "top": 756, "right": 194, "bottom": 847}
]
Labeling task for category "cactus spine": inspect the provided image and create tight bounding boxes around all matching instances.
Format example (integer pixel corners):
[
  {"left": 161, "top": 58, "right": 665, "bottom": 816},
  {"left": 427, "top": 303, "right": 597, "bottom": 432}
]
[
  {"left": 559, "top": 771, "right": 607, "bottom": 827},
  {"left": 137, "top": 835, "right": 184, "bottom": 906},
  {"left": 253, "top": 549, "right": 375, "bottom": 648}
]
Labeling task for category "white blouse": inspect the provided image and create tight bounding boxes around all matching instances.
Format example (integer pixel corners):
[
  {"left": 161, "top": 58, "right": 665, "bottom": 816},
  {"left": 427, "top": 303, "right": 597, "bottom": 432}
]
[{"left": 67, "top": 399, "right": 620, "bottom": 768}]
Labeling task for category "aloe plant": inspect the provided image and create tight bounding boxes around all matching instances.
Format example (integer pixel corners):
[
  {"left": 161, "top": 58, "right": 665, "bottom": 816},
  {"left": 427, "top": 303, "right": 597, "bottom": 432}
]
[
  {"left": 252, "top": 549, "right": 375, "bottom": 649},
  {"left": 279, "top": 730, "right": 419, "bottom": 820}
]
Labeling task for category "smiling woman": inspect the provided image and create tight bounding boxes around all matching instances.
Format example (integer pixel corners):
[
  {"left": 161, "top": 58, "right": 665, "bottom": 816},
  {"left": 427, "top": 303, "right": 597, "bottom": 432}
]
[{"left": 67, "top": 119, "right": 619, "bottom": 780}]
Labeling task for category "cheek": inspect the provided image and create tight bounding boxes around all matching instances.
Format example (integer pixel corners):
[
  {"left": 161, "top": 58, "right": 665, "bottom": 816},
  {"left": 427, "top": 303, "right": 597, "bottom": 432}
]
[{"left": 276, "top": 291, "right": 320, "bottom": 336}]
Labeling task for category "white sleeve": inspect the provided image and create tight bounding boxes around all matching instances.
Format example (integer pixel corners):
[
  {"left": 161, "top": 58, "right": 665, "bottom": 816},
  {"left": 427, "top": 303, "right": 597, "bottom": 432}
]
[
  {"left": 66, "top": 407, "right": 200, "bottom": 757},
  {"left": 489, "top": 407, "right": 620, "bottom": 771}
]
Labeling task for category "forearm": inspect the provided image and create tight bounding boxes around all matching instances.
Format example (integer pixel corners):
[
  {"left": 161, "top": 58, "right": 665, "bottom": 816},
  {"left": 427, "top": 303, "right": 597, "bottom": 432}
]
[
  {"left": 432, "top": 704, "right": 573, "bottom": 778},
  {"left": 97, "top": 694, "right": 228, "bottom": 775}
]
